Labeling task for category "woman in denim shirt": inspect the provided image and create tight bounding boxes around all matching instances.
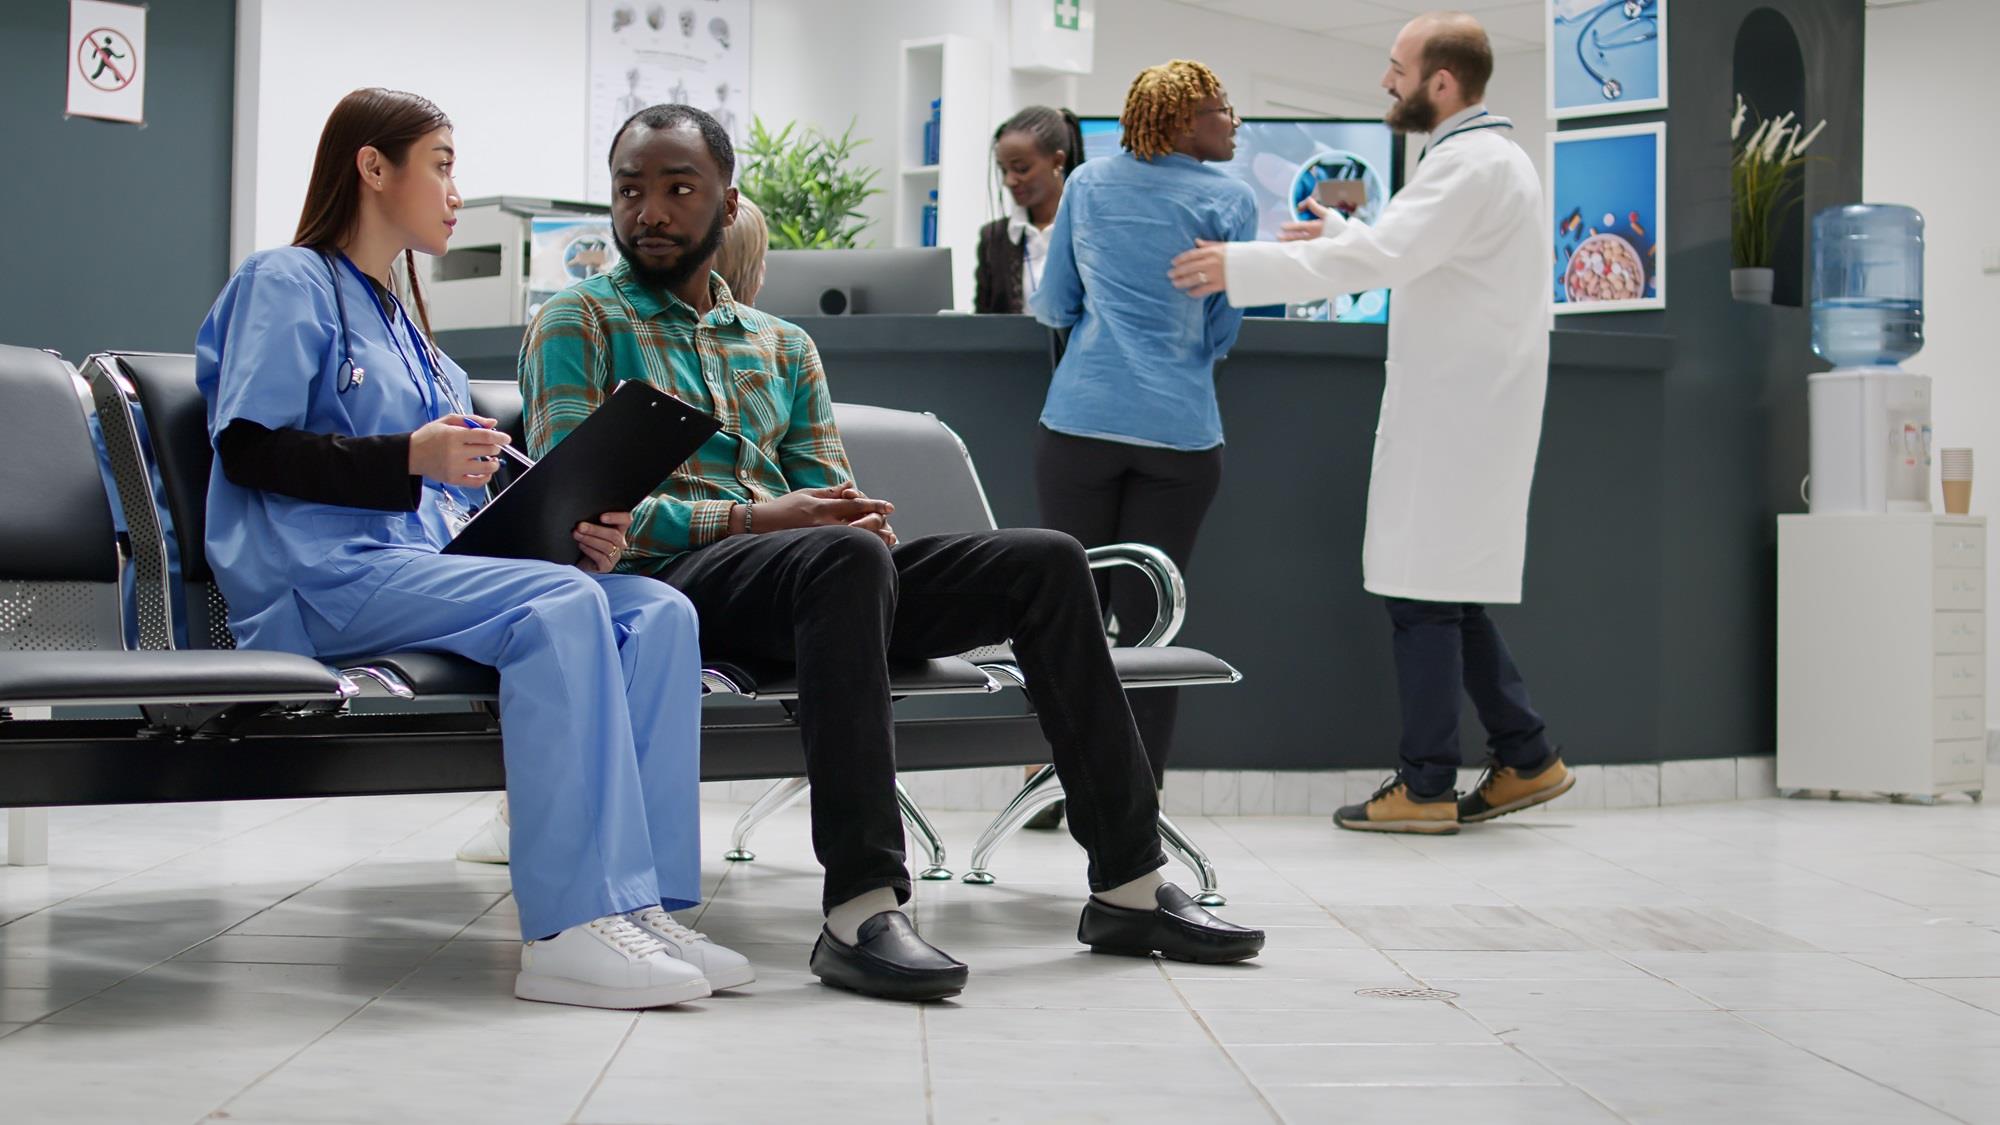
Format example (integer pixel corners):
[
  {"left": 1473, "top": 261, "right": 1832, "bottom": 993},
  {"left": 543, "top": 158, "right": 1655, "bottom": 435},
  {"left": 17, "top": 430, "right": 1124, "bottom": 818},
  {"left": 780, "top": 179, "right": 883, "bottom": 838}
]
[{"left": 1029, "top": 60, "right": 1255, "bottom": 810}]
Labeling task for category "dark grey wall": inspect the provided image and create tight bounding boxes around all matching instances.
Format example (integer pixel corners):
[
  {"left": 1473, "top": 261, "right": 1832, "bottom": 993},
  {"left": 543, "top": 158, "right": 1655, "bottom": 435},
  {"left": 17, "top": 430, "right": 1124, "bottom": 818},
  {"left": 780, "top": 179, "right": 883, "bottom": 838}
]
[
  {"left": 1573, "top": 0, "right": 1863, "bottom": 766},
  {"left": 0, "top": 0, "right": 237, "bottom": 364}
]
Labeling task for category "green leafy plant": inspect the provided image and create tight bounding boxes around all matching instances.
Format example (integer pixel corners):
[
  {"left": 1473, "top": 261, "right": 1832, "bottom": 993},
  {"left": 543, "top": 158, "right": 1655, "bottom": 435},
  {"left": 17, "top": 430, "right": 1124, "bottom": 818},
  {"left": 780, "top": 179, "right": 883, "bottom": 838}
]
[
  {"left": 1730, "top": 93, "right": 1825, "bottom": 269},
  {"left": 736, "top": 116, "right": 883, "bottom": 249}
]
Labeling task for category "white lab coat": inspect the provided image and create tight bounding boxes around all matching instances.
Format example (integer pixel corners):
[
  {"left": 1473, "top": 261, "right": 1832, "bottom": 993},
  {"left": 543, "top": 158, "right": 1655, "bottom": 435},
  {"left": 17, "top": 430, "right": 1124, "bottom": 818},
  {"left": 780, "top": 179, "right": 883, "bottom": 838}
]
[{"left": 1225, "top": 119, "right": 1549, "bottom": 604}]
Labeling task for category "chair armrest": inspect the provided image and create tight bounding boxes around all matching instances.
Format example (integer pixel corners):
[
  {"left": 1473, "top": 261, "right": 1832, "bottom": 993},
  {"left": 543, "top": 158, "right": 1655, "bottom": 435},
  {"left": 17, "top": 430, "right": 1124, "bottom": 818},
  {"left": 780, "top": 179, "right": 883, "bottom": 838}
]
[{"left": 1084, "top": 543, "right": 1187, "bottom": 647}]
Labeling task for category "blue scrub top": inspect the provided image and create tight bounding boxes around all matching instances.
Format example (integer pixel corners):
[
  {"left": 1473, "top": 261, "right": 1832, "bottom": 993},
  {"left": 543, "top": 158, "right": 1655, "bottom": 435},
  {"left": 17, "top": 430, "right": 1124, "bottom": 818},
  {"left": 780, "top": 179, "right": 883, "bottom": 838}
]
[{"left": 196, "top": 246, "right": 480, "bottom": 656}]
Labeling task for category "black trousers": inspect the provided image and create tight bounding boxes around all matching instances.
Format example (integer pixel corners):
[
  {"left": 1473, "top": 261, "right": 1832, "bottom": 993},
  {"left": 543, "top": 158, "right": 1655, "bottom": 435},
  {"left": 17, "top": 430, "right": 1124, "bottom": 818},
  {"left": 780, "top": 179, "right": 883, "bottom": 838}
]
[
  {"left": 1385, "top": 597, "right": 1553, "bottom": 798},
  {"left": 1033, "top": 427, "right": 1224, "bottom": 781},
  {"left": 656, "top": 525, "right": 1166, "bottom": 912}
]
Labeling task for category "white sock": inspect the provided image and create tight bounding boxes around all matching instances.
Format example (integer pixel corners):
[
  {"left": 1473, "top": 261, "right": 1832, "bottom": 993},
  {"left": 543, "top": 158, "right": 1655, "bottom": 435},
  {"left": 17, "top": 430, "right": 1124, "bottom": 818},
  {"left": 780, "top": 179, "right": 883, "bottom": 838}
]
[
  {"left": 1092, "top": 869, "right": 1165, "bottom": 911},
  {"left": 825, "top": 887, "right": 901, "bottom": 944}
]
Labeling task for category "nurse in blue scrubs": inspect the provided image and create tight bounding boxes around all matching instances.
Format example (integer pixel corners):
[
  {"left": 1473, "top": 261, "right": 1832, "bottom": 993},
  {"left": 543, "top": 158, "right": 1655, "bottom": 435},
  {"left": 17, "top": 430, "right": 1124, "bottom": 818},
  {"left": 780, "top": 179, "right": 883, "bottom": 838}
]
[{"left": 197, "top": 88, "right": 751, "bottom": 1010}]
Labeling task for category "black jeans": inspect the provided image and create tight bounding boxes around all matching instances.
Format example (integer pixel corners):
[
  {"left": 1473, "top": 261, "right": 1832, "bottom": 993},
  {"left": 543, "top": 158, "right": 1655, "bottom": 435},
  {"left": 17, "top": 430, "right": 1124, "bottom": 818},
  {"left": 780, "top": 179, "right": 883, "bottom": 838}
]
[
  {"left": 1033, "top": 427, "right": 1224, "bottom": 781},
  {"left": 656, "top": 525, "right": 1166, "bottom": 912},
  {"left": 1385, "top": 598, "right": 1552, "bottom": 798}
]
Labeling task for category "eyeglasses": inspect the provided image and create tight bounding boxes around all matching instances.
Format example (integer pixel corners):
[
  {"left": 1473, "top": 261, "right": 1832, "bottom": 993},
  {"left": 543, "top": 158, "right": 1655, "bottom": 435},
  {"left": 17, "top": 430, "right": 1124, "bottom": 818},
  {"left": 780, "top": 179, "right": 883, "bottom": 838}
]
[{"left": 1200, "top": 103, "right": 1240, "bottom": 123}]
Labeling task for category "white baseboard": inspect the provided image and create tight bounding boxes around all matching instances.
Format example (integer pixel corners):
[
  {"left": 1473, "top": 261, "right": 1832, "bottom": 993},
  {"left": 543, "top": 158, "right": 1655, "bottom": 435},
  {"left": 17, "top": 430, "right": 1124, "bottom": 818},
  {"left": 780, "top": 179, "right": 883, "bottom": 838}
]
[{"left": 700, "top": 756, "right": 1784, "bottom": 816}]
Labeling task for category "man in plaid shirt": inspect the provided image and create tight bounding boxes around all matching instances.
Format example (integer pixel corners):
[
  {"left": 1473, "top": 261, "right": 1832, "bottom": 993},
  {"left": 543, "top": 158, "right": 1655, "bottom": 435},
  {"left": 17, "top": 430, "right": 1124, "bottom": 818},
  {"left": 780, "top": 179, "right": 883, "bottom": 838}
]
[{"left": 521, "top": 106, "right": 1263, "bottom": 1002}]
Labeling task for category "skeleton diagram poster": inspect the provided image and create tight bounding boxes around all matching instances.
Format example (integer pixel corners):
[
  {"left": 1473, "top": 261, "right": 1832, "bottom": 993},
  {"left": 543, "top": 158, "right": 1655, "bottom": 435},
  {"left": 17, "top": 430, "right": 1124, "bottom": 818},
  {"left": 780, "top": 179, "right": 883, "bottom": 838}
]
[{"left": 587, "top": 0, "right": 751, "bottom": 203}]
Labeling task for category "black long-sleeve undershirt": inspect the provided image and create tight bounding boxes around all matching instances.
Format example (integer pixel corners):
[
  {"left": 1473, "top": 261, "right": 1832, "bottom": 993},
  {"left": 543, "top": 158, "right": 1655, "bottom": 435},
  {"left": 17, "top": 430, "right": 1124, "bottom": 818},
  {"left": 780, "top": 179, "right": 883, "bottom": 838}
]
[{"left": 216, "top": 419, "right": 421, "bottom": 511}]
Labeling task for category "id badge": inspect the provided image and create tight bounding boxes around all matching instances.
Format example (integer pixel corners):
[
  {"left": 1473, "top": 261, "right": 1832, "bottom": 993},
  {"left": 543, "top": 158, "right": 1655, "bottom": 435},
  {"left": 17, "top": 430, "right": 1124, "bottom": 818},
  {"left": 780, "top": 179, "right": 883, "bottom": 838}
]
[{"left": 437, "top": 489, "right": 476, "bottom": 537}]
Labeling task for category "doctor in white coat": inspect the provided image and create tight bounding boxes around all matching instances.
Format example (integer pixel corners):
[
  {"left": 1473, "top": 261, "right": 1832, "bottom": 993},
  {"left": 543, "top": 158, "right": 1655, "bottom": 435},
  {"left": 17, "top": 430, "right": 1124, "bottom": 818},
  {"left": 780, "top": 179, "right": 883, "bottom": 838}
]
[{"left": 1170, "top": 12, "right": 1573, "bottom": 835}]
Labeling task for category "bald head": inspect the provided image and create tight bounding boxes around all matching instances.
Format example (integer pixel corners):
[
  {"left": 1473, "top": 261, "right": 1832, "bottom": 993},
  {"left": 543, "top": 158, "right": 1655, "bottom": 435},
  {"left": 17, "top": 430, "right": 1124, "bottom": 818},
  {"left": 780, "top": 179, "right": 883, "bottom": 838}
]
[{"left": 1397, "top": 11, "right": 1493, "bottom": 104}]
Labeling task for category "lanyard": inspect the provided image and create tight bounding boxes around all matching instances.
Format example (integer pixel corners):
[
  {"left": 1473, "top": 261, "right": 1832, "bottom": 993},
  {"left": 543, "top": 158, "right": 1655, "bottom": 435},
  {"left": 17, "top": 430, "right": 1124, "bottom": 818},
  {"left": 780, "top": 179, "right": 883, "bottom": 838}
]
[
  {"left": 1422, "top": 111, "right": 1513, "bottom": 158},
  {"left": 334, "top": 253, "right": 456, "bottom": 421}
]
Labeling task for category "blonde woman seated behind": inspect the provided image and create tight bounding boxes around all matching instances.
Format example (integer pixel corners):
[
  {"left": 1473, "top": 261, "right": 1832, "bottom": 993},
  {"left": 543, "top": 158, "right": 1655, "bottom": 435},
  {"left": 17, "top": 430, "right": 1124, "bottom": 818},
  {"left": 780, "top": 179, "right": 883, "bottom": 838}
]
[{"left": 714, "top": 196, "right": 767, "bottom": 304}]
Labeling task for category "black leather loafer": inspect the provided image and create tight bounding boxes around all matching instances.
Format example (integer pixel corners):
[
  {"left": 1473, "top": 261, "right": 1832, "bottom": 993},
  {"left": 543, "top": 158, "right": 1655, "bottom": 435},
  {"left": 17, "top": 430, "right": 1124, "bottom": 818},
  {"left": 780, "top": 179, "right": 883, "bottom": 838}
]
[
  {"left": 1077, "top": 883, "right": 1265, "bottom": 964},
  {"left": 809, "top": 910, "right": 969, "bottom": 1001}
]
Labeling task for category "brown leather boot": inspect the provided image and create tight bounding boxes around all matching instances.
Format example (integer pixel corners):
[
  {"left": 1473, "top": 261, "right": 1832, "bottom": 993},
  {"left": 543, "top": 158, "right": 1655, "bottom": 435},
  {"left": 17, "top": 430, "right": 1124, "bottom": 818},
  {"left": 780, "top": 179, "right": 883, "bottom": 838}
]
[{"left": 1334, "top": 778, "right": 1460, "bottom": 835}]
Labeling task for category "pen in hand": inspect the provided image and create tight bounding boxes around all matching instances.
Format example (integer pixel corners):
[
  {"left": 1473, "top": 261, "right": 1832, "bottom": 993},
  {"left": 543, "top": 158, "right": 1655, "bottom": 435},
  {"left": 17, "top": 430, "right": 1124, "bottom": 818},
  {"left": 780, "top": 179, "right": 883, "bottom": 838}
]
[{"left": 460, "top": 416, "right": 538, "bottom": 470}]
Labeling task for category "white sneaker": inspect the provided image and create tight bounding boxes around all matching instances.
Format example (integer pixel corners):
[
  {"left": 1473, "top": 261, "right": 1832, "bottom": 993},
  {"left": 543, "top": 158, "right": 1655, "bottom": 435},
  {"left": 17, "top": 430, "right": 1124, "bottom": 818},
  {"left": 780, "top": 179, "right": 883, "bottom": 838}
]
[
  {"left": 626, "top": 906, "right": 757, "bottom": 990},
  {"left": 515, "top": 914, "right": 712, "bottom": 1009},
  {"left": 455, "top": 797, "right": 510, "bottom": 865}
]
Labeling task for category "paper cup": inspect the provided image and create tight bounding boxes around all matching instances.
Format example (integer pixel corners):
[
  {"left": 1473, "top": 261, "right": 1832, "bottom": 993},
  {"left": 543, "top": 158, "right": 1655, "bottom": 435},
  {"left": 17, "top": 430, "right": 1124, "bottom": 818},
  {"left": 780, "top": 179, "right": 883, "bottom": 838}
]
[{"left": 1942, "top": 448, "right": 1974, "bottom": 481}]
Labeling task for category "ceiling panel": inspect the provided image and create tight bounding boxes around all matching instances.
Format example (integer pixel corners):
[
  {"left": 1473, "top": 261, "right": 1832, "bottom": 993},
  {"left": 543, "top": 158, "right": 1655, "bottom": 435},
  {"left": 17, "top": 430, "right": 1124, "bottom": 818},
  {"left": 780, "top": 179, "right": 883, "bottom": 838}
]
[
  {"left": 1174, "top": 0, "right": 1417, "bottom": 35},
  {"left": 1171, "top": 0, "right": 1545, "bottom": 53},
  {"left": 1476, "top": 2, "right": 1548, "bottom": 47}
]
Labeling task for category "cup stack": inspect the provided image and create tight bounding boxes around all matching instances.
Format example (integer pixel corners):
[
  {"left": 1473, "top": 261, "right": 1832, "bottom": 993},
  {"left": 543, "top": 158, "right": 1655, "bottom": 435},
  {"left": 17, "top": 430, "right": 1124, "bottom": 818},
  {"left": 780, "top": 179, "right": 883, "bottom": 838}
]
[{"left": 1941, "top": 448, "right": 1974, "bottom": 515}]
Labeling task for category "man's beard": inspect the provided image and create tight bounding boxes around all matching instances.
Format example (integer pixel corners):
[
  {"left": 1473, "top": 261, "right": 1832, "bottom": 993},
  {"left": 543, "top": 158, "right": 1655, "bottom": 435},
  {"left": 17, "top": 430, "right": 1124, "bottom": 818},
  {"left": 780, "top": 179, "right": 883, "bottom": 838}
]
[
  {"left": 1385, "top": 83, "right": 1439, "bottom": 134},
  {"left": 614, "top": 204, "right": 728, "bottom": 292}
]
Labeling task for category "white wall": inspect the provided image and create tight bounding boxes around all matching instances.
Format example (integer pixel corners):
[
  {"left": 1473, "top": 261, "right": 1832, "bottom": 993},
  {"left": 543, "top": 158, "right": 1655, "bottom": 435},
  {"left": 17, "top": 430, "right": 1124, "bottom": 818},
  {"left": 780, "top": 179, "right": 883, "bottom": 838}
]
[
  {"left": 234, "top": 0, "right": 1546, "bottom": 264},
  {"left": 233, "top": 0, "right": 590, "bottom": 262},
  {"left": 1863, "top": 0, "right": 2000, "bottom": 708}
]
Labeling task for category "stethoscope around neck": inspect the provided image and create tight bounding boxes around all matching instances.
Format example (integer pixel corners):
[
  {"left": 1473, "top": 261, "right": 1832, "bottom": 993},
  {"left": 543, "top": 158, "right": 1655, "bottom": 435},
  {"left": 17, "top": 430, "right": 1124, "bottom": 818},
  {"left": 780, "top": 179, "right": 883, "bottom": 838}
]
[{"left": 321, "top": 250, "right": 460, "bottom": 419}]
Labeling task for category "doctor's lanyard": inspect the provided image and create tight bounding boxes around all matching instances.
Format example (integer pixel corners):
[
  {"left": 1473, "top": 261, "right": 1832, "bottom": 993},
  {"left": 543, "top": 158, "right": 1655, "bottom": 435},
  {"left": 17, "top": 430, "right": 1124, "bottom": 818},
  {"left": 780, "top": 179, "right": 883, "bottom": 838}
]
[
  {"left": 334, "top": 252, "right": 464, "bottom": 422},
  {"left": 1421, "top": 111, "right": 1513, "bottom": 159}
]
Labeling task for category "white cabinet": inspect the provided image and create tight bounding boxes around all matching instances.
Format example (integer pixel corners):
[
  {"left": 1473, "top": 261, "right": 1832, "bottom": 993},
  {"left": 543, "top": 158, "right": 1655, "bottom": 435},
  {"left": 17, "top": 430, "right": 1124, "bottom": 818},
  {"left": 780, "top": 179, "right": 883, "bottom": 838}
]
[{"left": 1778, "top": 515, "right": 1987, "bottom": 798}]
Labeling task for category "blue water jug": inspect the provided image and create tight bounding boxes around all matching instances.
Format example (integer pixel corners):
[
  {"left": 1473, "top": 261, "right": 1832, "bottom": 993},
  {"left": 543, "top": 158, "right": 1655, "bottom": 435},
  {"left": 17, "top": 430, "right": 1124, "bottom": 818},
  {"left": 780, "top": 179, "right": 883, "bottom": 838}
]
[{"left": 1811, "top": 204, "right": 1924, "bottom": 368}]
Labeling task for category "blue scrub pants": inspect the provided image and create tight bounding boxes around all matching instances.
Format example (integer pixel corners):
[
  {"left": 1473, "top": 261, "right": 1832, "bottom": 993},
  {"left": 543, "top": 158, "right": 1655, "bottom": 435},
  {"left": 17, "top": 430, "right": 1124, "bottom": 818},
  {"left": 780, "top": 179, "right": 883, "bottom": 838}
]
[{"left": 303, "top": 552, "right": 703, "bottom": 941}]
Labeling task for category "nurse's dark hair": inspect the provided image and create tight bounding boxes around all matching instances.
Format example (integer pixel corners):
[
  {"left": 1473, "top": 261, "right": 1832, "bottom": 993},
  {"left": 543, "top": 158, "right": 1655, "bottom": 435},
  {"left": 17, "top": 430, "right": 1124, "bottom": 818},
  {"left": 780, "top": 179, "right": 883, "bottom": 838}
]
[
  {"left": 1120, "top": 60, "right": 1225, "bottom": 160},
  {"left": 993, "top": 105, "right": 1084, "bottom": 178},
  {"left": 609, "top": 104, "right": 735, "bottom": 181},
  {"left": 292, "top": 87, "right": 452, "bottom": 337}
]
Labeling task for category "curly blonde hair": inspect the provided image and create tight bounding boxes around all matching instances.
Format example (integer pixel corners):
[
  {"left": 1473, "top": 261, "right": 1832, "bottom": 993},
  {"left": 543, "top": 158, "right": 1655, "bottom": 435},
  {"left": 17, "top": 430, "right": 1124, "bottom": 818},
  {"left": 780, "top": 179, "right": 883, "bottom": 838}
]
[{"left": 1119, "top": 60, "right": 1225, "bottom": 160}]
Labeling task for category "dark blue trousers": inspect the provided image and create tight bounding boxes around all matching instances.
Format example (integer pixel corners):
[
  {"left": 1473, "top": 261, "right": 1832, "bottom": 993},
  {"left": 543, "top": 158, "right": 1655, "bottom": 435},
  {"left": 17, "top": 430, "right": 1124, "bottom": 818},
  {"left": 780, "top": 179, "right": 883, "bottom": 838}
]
[{"left": 1385, "top": 598, "right": 1552, "bottom": 798}]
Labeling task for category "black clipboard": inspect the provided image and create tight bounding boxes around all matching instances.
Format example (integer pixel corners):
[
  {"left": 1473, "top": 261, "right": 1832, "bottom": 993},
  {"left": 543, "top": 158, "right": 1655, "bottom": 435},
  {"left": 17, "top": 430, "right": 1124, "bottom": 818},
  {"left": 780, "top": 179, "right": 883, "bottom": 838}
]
[{"left": 443, "top": 380, "right": 722, "bottom": 564}]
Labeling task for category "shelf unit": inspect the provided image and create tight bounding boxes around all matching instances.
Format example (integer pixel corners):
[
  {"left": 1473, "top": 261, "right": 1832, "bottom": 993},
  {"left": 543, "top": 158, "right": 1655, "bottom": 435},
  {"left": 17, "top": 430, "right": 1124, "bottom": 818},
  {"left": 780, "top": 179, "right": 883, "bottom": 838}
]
[{"left": 896, "top": 35, "right": 990, "bottom": 313}]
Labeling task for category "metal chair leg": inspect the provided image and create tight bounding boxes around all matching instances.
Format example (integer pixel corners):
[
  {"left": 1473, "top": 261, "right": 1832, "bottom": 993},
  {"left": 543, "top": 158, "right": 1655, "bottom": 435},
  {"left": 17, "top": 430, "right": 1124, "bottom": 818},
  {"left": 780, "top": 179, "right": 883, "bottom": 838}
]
[
  {"left": 723, "top": 776, "right": 810, "bottom": 862},
  {"left": 895, "top": 780, "right": 953, "bottom": 880},
  {"left": 1156, "top": 810, "right": 1224, "bottom": 906},
  {"left": 962, "top": 764, "right": 1064, "bottom": 886}
]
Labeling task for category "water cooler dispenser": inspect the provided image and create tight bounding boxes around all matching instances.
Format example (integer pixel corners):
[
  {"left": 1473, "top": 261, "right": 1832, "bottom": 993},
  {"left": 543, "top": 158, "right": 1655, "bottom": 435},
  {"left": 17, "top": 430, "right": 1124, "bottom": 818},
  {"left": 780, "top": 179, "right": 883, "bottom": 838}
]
[{"left": 1806, "top": 204, "right": 1929, "bottom": 513}]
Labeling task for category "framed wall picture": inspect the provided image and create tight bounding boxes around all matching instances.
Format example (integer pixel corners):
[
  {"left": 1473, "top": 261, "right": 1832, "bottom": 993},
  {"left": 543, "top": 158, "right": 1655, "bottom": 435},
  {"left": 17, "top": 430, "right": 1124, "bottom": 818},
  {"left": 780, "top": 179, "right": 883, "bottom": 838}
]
[
  {"left": 1547, "top": 0, "right": 1667, "bottom": 120},
  {"left": 1548, "top": 122, "right": 1665, "bottom": 314}
]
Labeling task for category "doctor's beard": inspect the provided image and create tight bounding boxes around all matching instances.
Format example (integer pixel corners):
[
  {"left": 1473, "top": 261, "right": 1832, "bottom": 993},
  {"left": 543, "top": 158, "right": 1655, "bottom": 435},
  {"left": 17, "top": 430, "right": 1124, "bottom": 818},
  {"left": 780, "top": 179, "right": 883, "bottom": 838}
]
[
  {"left": 1385, "top": 83, "right": 1440, "bottom": 134},
  {"left": 614, "top": 202, "right": 729, "bottom": 292}
]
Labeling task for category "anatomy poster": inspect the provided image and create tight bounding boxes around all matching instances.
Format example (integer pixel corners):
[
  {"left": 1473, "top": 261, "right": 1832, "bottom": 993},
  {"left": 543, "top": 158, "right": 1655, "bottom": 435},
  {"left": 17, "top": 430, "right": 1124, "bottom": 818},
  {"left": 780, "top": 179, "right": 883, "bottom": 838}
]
[
  {"left": 587, "top": 0, "right": 751, "bottom": 202},
  {"left": 1547, "top": 0, "right": 1666, "bottom": 121}
]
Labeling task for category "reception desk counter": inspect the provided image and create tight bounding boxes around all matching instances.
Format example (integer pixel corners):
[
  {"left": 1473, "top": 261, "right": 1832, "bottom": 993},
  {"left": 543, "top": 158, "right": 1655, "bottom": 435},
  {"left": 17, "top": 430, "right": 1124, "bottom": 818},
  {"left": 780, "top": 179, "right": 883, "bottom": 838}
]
[{"left": 441, "top": 315, "right": 1675, "bottom": 770}]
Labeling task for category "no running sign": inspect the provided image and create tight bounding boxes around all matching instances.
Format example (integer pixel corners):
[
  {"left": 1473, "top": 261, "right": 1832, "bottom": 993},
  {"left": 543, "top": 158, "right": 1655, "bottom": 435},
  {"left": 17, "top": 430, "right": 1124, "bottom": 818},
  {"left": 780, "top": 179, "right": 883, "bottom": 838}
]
[{"left": 67, "top": 0, "right": 147, "bottom": 125}]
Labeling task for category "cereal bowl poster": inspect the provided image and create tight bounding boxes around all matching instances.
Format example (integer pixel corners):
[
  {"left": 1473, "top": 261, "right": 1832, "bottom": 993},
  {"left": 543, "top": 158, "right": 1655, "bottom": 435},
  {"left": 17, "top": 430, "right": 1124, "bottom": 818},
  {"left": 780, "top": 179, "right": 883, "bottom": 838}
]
[{"left": 1548, "top": 122, "right": 1665, "bottom": 314}]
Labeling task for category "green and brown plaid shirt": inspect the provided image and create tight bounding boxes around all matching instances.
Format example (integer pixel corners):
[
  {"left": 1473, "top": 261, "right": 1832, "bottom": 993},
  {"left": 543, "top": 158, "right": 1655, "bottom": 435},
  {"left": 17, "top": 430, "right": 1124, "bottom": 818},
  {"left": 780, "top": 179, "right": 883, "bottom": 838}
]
[{"left": 518, "top": 260, "right": 853, "bottom": 572}]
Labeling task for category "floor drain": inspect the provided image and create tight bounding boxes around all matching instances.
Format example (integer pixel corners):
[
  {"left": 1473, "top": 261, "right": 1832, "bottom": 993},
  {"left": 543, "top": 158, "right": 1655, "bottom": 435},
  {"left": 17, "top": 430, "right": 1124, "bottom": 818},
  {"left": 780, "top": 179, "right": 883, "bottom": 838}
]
[{"left": 1355, "top": 986, "right": 1459, "bottom": 1000}]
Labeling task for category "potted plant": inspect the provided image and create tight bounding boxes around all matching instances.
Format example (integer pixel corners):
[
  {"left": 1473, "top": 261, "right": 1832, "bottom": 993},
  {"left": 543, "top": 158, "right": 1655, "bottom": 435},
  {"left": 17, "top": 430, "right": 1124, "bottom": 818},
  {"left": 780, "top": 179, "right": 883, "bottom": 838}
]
[
  {"left": 736, "top": 116, "right": 883, "bottom": 249},
  {"left": 1730, "top": 94, "right": 1824, "bottom": 303}
]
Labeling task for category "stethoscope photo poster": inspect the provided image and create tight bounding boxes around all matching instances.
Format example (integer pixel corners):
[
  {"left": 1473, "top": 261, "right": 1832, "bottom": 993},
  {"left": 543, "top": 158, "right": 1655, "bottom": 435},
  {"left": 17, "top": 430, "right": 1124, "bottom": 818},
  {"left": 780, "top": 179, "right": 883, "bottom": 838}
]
[{"left": 1547, "top": 0, "right": 1667, "bottom": 121}]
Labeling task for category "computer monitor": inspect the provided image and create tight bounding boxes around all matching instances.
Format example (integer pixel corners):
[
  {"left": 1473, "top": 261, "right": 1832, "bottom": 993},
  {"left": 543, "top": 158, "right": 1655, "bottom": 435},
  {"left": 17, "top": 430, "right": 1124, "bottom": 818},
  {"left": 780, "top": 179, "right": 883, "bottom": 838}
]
[
  {"left": 755, "top": 248, "right": 954, "bottom": 317},
  {"left": 1075, "top": 117, "right": 1404, "bottom": 324}
]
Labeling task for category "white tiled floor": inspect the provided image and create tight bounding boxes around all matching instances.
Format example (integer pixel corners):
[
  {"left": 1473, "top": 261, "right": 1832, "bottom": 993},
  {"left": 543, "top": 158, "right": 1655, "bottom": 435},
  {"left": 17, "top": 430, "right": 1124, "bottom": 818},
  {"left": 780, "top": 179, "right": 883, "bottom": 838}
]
[{"left": 3, "top": 793, "right": 2000, "bottom": 1124}]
